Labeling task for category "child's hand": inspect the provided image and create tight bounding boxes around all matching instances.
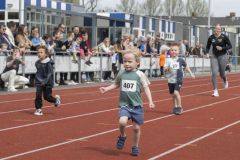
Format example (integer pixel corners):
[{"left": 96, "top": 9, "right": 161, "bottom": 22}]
[
  {"left": 99, "top": 87, "right": 107, "bottom": 93},
  {"left": 149, "top": 102, "right": 155, "bottom": 110},
  {"left": 191, "top": 74, "right": 196, "bottom": 79}
]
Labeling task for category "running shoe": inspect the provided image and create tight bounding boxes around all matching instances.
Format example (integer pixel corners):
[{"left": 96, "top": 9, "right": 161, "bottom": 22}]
[
  {"left": 55, "top": 95, "right": 61, "bottom": 107},
  {"left": 7, "top": 87, "right": 18, "bottom": 92},
  {"left": 116, "top": 136, "right": 126, "bottom": 150},
  {"left": 172, "top": 107, "right": 178, "bottom": 114},
  {"left": 175, "top": 107, "right": 183, "bottom": 115},
  {"left": 34, "top": 109, "right": 43, "bottom": 116},
  {"left": 212, "top": 90, "right": 219, "bottom": 97},
  {"left": 224, "top": 81, "right": 229, "bottom": 89},
  {"left": 131, "top": 146, "right": 140, "bottom": 156}
]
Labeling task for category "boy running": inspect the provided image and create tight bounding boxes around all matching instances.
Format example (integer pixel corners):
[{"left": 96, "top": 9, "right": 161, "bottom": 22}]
[
  {"left": 165, "top": 43, "right": 195, "bottom": 115},
  {"left": 99, "top": 48, "right": 155, "bottom": 156}
]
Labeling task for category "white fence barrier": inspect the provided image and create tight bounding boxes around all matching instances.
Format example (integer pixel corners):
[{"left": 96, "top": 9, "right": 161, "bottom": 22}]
[{"left": 0, "top": 55, "right": 211, "bottom": 74}]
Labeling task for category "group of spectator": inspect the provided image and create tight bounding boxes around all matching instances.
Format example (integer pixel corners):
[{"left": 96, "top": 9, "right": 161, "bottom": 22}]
[
  {"left": 0, "top": 22, "right": 95, "bottom": 91},
  {"left": 0, "top": 21, "right": 210, "bottom": 92}
]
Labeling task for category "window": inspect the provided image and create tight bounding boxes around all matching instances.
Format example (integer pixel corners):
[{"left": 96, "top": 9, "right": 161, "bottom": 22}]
[
  {"left": 47, "top": 15, "right": 50, "bottom": 23},
  {"left": 27, "top": 13, "right": 29, "bottom": 20},
  {"left": 31, "top": 12, "right": 35, "bottom": 21},
  {"left": 36, "top": 13, "right": 40, "bottom": 21},
  {"left": 8, "top": 12, "right": 19, "bottom": 19},
  {"left": 66, "top": 17, "right": 70, "bottom": 25},
  {"left": 52, "top": 16, "right": 55, "bottom": 24},
  {"left": 0, "top": 12, "right": 4, "bottom": 20}
]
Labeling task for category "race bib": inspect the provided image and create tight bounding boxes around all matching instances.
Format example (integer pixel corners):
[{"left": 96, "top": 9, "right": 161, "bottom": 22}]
[
  {"left": 170, "top": 62, "right": 180, "bottom": 69},
  {"left": 122, "top": 80, "right": 137, "bottom": 92}
]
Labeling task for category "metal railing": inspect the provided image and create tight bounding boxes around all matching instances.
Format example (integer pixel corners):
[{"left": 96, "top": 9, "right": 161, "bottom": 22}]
[{"left": 1, "top": 50, "right": 240, "bottom": 87}]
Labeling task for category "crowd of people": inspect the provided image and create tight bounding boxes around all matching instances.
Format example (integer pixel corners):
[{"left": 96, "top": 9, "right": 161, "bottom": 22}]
[
  {"left": 0, "top": 22, "right": 172, "bottom": 91},
  {"left": 0, "top": 22, "right": 96, "bottom": 90},
  {"left": 0, "top": 21, "right": 232, "bottom": 94}
]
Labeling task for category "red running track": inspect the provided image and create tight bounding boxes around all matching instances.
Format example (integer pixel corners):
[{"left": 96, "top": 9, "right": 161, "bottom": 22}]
[{"left": 0, "top": 74, "right": 240, "bottom": 160}]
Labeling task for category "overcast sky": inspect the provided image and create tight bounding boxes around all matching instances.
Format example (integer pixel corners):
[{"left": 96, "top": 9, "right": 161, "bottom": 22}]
[{"left": 98, "top": 0, "right": 240, "bottom": 17}]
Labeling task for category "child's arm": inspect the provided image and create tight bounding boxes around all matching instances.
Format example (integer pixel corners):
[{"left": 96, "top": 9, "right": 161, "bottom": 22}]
[
  {"left": 143, "top": 86, "right": 155, "bottom": 109},
  {"left": 99, "top": 83, "right": 119, "bottom": 93},
  {"left": 164, "top": 66, "right": 172, "bottom": 72},
  {"left": 140, "top": 72, "right": 155, "bottom": 109},
  {"left": 185, "top": 66, "right": 195, "bottom": 79}
]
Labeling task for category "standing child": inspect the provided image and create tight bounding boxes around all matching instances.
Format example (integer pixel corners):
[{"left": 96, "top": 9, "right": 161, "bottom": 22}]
[
  {"left": 159, "top": 50, "right": 166, "bottom": 78},
  {"left": 34, "top": 46, "right": 61, "bottom": 116},
  {"left": 165, "top": 43, "right": 195, "bottom": 115},
  {"left": 80, "top": 28, "right": 93, "bottom": 66},
  {"left": 99, "top": 48, "right": 155, "bottom": 156}
]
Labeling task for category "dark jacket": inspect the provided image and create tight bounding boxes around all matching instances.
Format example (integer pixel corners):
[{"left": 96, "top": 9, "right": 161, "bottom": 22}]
[
  {"left": 35, "top": 57, "right": 54, "bottom": 87},
  {"left": 206, "top": 33, "right": 232, "bottom": 57},
  {"left": 0, "top": 34, "right": 14, "bottom": 50}
]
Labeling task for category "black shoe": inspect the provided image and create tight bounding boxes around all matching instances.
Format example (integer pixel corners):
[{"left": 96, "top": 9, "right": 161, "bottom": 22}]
[
  {"left": 85, "top": 61, "right": 91, "bottom": 66},
  {"left": 59, "top": 81, "right": 67, "bottom": 85}
]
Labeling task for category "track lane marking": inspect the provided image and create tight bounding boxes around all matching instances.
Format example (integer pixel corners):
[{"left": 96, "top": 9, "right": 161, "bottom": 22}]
[
  {"left": 0, "top": 96, "right": 240, "bottom": 160},
  {"left": 148, "top": 119, "right": 240, "bottom": 160},
  {"left": 0, "top": 76, "right": 223, "bottom": 104},
  {"left": 1, "top": 84, "right": 240, "bottom": 132},
  {"left": 0, "top": 82, "right": 212, "bottom": 115},
  {"left": 0, "top": 80, "right": 238, "bottom": 115}
]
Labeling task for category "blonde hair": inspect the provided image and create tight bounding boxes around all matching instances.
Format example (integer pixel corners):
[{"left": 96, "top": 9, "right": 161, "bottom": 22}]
[
  {"left": 161, "top": 49, "right": 166, "bottom": 55},
  {"left": 122, "top": 47, "right": 141, "bottom": 62}
]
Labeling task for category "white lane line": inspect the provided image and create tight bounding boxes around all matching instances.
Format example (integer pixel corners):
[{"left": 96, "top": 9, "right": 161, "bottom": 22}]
[
  {"left": 0, "top": 82, "right": 211, "bottom": 115},
  {"left": 0, "top": 77, "right": 214, "bottom": 104},
  {"left": 148, "top": 119, "right": 240, "bottom": 160},
  {"left": 1, "top": 84, "right": 240, "bottom": 132},
  {"left": 0, "top": 108, "right": 116, "bottom": 132},
  {"left": 0, "top": 96, "right": 239, "bottom": 160},
  {"left": 0, "top": 96, "right": 118, "bottom": 115},
  {"left": 0, "top": 75, "right": 237, "bottom": 107},
  {"left": 0, "top": 75, "right": 238, "bottom": 106}
]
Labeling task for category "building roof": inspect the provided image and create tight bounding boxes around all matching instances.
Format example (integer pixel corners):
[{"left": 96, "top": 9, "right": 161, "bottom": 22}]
[{"left": 162, "top": 16, "right": 240, "bottom": 27}]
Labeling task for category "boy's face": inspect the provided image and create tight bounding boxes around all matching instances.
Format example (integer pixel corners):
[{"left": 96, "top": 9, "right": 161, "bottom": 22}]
[
  {"left": 123, "top": 53, "right": 139, "bottom": 71},
  {"left": 55, "top": 32, "right": 61, "bottom": 40},
  {"left": 170, "top": 45, "right": 179, "bottom": 57},
  {"left": 37, "top": 48, "right": 47, "bottom": 60},
  {"left": 82, "top": 33, "right": 88, "bottom": 41}
]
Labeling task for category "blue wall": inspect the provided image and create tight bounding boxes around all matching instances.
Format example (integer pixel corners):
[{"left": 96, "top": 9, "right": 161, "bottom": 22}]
[{"left": 0, "top": 0, "right": 6, "bottom": 9}]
